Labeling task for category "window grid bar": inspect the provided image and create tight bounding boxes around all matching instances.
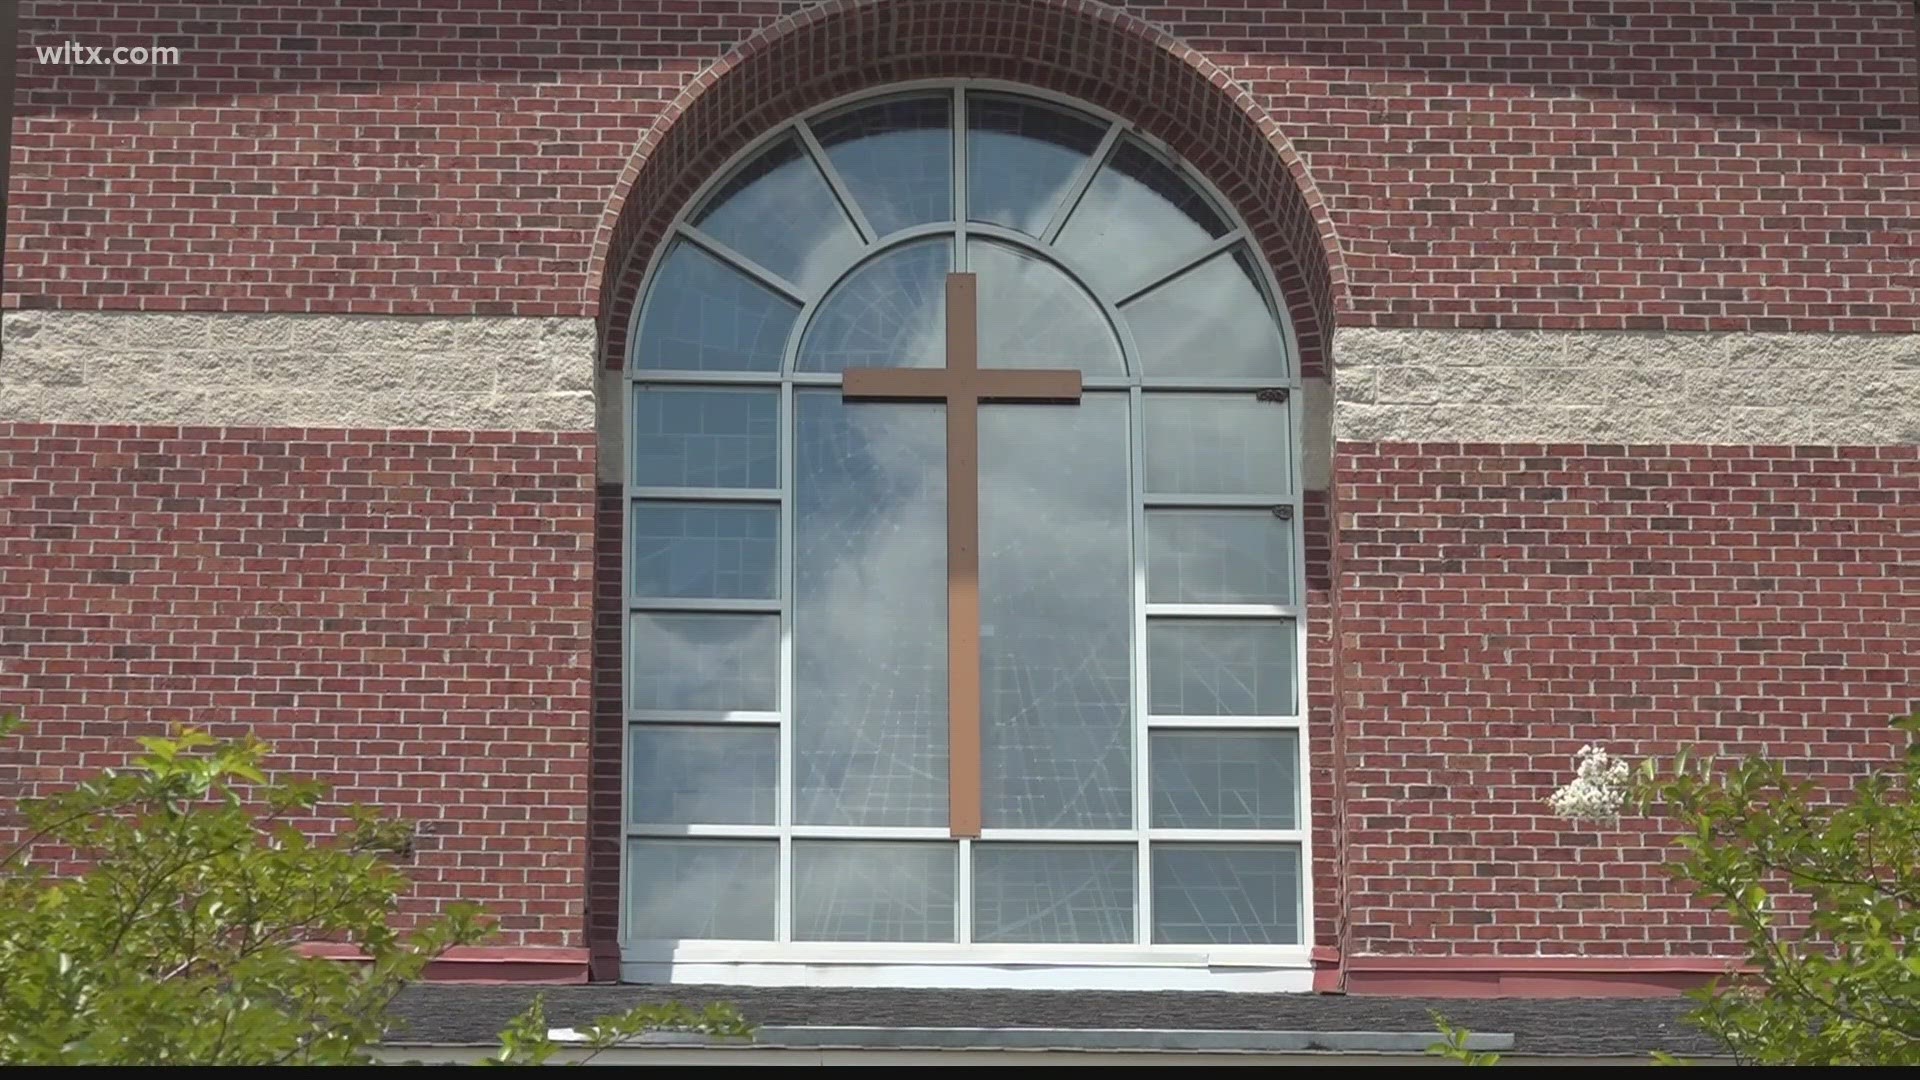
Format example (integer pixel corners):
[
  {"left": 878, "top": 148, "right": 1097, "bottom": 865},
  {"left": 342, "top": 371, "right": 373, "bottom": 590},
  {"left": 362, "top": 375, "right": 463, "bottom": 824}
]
[
  {"left": 1040, "top": 119, "right": 1124, "bottom": 244},
  {"left": 952, "top": 86, "right": 968, "bottom": 270},
  {"left": 776, "top": 380, "right": 796, "bottom": 942},
  {"left": 629, "top": 710, "right": 783, "bottom": 726},
  {"left": 630, "top": 486, "right": 782, "bottom": 502},
  {"left": 630, "top": 369, "right": 785, "bottom": 385},
  {"left": 1113, "top": 229, "right": 1249, "bottom": 307},
  {"left": 1146, "top": 714, "right": 1303, "bottom": 729},
  {"left": 1145, "top": 603, "right": 1299, "bottom": 619},
  {"left": 797, "top": 117, "right": 877, "bottom": 246},
  {"left": 676, "top": 222, "right": 811, "bottom": 304},
  {"left": 1127, "top": 385, "right": 1152, "bottom": 946},
  {"left": 1143, "top": 493, "right": 1296, "bottom": 509},
  {"left": 629, "top": 598, "right": 781, "bottom": 614},
  {"left": 1147, "top": 829, "right": 1306, "bottom": 843}
]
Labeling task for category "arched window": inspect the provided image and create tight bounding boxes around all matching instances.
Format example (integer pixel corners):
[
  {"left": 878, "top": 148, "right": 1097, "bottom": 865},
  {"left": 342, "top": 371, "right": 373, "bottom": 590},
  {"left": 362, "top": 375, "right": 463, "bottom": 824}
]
[{"left": 623, "top": 84, "right": 1308, "bottom": 980}]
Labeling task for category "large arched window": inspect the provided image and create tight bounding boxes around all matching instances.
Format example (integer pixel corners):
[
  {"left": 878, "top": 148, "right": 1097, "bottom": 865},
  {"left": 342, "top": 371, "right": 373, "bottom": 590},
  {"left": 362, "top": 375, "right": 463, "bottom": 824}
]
[{"left": 623, "top": 84, "right": 1308, "bottom": 982}]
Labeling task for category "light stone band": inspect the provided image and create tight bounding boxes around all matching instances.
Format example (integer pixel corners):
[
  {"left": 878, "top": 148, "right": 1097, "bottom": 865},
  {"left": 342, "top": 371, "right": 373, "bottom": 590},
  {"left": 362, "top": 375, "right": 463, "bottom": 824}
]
[
  {"left": 1, "top": 310, "right": 599, "bottom": 432},
  {"left": 1331, "top": 327, "right": 1920, "bottom": 446},
  {"left": 6, "top": 314, "right": 1915, "bottom": 457}
]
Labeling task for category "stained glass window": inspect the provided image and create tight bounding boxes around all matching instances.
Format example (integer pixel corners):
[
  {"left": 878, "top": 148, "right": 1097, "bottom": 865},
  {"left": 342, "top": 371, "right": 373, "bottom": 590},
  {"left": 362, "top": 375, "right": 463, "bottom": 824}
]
[{"left": 625, "top": 88, "right": 1305, "bottom": 960}]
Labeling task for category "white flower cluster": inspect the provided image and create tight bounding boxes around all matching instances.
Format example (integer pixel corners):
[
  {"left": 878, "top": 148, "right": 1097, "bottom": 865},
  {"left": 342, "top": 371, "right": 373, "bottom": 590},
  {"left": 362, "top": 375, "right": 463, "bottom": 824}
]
[{"left": 1548, "top": 744, "right": 1632, "bottom": 823}]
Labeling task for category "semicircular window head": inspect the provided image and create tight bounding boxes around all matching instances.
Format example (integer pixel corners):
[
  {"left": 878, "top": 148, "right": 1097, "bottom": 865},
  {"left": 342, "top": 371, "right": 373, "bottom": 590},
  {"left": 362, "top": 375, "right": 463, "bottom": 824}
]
[{"left": 624, "top": 86, "right": 1307, "bottom": 962}]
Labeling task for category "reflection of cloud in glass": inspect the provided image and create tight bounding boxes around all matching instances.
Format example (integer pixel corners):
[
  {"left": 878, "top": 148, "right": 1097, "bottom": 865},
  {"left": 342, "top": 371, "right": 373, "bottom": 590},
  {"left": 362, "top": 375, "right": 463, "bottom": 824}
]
[
  {"left": 1124, "top": 248, "right": 1286, "bottom": 378},
  {"left": 627, "top": 839, "right": 777, "bottom": 940},
  {"left": 814, "top": 96, "right": 954, "bottom": 236},
  {"left": 979, "top": 394, "right": 1134, "bottom": 829},
  {"left": 694, "top": 133, "right": 864, "bottom": 293},
  {"left": 629, "top": 726, "right": 779, "bottom": 826},
  {"left": 1055, "top": 139, "right": 1230, "bottom": 295},
  {"left": 793, "top": 393, "right": 949, "bottom": 826},
  {"left": 792, "top": 842, "right": 957, "bottom": 941},
  {"left": 966, "top": 95, "right": 1107, "bottom": 236},
  {"left": 628, "top": 612, "right": 779, "bottom": 712},
  {"left": 971, "top": 239, "right": 1124, "bottom": 373},
  {"left": 797, "top": 239, "right": 950, "bottom": 372}
]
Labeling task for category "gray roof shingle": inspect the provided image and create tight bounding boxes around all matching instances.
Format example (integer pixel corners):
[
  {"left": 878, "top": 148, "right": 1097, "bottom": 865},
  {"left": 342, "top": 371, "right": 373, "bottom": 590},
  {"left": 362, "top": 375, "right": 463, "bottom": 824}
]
[{"left": 387, "top": 984, "right": 1722, "bottom": 1057}]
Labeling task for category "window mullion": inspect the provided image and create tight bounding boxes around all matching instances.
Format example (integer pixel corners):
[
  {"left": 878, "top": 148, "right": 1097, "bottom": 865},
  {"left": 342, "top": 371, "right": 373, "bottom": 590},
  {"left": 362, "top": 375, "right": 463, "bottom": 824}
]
[
  {"left": 1041, "top": 119, "right": 1123, "bottom": 244},
  {"left": 796, "top": 118, "right": 877, "bottom": 246}
]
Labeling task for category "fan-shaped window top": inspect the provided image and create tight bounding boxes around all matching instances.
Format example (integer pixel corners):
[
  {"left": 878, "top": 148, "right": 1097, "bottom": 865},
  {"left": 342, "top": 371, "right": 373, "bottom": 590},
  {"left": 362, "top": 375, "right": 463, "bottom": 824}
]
[{"left": 624, "top": 86, "right": 1307, "bottom": 965}]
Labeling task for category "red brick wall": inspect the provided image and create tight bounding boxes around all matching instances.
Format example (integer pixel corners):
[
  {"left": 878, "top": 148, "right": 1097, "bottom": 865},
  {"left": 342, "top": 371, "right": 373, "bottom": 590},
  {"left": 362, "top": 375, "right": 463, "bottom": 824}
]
[
  {"left": 0, "top": 423, "right": 597, "bottom": 948},
  {"left": 7, "top": 0, "right": 1916, "bottom": 332},
  {"left": 1334, "top": 442, "right": 1919, "bottom": 957}
]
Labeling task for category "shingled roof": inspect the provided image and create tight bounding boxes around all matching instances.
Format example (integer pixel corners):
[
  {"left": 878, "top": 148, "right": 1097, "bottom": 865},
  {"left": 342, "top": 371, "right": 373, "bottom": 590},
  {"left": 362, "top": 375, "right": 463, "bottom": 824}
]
[{"left": 387, "top": 985, "right": 1724, "bottom": 1059}]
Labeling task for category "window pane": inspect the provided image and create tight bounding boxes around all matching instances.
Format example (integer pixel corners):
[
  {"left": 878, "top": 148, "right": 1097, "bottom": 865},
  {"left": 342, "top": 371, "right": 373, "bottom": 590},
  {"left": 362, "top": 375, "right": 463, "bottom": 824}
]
[
  {"left": 629, "top": 726, "right": 777, "bottom": 825},
  {"left": 796, "top": 239, "right": 951, "bottom": 372},
  {"left": 813, "top": 96, "right": 952, "bottom": 236},
  {"left": 1152, "top": 844, "right": 1301, "bottom": 945},
  {"left": 631, "top": 386, "right": 778, "bottom": 490},
  {"left": 630, "top": 612, "right": 778, "bottom": 712},
  {"left": 981, "top": 395, "right": 1134, "bottom": 829},
  {"left": 793, "top": 842, "right": 957, "bottom": 942},
  {"left": 634, "top": 242, "right": 799, "bottom": 372},
  {"left": 1056, "top": 139, "right": 1230, "bottom": 295},
  {"left": 631, "top": 502, "right": 777, "bottom": 600},
  {"left": 1146, "top": 509, "right": 1293, "bottom": 605},
  {"left": 966, "top": 95, "right": 1107, "bottom": 236},
  {"left": 1126, "top": 248, "right": 1287, "bottom": 378},
  {"left": 1150, "top": 732, "right": 1299, "bottom": 830},
  {"left": 692, "top": 132, "right": 862, "bottom": 293},
  {"left": 1147, "top": 619, "right": 1294, "bottom": 717},
  {"left": 627, "top": 840, "right": 776, "bottom": 940},
  {"left": 1142, "top": 394, "right": 1291, "bottom": 497},
  {"left": 793, "top": 392, "right": 948, "bottom": 826},
  {"left": 973, "top": 844, "right": 1135, "bottom": 944},
  {"left": 970, "top": 239, "right": 1123, "bottom": 374}
]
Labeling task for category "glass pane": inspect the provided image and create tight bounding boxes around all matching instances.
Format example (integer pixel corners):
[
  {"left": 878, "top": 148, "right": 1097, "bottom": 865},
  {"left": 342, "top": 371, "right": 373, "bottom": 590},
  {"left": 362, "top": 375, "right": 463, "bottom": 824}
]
[
  {"left": 1142, "top": 394, "right": 1291, "bottom": 497},
  {"left": 1126, "top": 248, "right": 1287, "bottom": 378},
  {"left": 1150, "top": 732, "right": 1300, "bottom": 830},
  {"left": 813, "top": 96, "right": 952, "bottom": 236},
  {"left": 634, "top": 242, "right": 799, "bottom": 372},
  {"left": 966, "top": 94, "right": 1108, "bottom": 236},
  {"left": 973, "top": 844, "right": 1135, "bottom": 944},
  {"left": 969, "top": 239, "right": 1123, "bottom": 374},
  {"left": 1147, "top": 619, "right": 1294, "bottom": 717},
  {"left": 796, "top": 239, "right": 951, "bottom": 373},
  {"left": 627, "top": 839, "right": 776, "bottom": 940},
  {"left": 1056, "top": 139, "right": 1230, "bottom": 295},
  {"left": 981, "top": 395, "right": 1133, "bottom": 828},
  {"left": 629, "top": 726, "right": 777, "bottom": 825},
  {"left": 631, "top": 502, "right": 777, "bottom": 599},
  {"left": 793, "top": 392, "right": 948, "bottom": 826},
  {"left": 1146, "top": 509, "right": 1294, "bottom": 605},
  {"left": 1152, "top": 844, "right": 1301, "bottom": 945},
  {"left": 793, "top": 842, "right": 957, "bottom": 942},
  {"left": 692, "top": 132, "right": 863, "bottom": 293},
  {"left": 630, "top": 612, "right": 778, "bottom": 712},
  {"left": 631, "top": 386, "right": 778, "bottom": 490}
]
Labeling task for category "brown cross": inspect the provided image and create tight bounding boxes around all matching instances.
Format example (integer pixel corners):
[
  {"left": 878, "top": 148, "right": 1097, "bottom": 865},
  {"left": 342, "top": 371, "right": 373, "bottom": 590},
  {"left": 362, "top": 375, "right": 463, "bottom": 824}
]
[{"left": 841, "top": 273, "right": 1082, "bottom": 838}]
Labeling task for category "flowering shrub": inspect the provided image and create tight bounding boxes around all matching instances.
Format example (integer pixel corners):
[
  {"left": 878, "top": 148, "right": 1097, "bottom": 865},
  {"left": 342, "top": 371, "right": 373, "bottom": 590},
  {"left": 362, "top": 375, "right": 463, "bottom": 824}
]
[
  {"left": 1546, "top": 744, "right": 1632, "bottom": 823},
  {"left": 1546, "top": 711, "right": 1920, "bottom": 1066}
]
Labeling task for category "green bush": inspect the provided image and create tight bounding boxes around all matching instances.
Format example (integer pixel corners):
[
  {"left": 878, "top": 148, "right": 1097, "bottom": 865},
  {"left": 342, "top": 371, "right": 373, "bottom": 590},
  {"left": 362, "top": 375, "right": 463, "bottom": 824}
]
[
  {"left": 1546, "top": 709, "right": 1920, "bottom": 1066},
  {"left": 0, "top": 715, "right": 746, "bottom": 1065}
]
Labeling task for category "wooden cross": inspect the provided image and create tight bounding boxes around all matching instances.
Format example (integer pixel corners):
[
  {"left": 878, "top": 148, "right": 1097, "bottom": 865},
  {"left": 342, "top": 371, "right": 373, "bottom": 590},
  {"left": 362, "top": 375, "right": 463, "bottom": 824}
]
[{"left": 841, "top": 273, "right": 1083, "bottom": 838}]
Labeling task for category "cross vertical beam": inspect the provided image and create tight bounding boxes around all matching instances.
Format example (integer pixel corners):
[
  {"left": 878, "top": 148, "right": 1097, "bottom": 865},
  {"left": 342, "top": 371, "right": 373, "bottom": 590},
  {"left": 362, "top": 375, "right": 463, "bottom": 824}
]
[{"left": 842, "top": 273, "right": 1082, "bottom": 838}]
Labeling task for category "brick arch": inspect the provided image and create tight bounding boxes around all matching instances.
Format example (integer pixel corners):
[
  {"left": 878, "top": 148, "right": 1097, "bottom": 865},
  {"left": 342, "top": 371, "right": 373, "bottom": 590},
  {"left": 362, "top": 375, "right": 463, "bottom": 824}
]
[{"left": 587, "top": 0, "right": 1347, "bottom": 378}]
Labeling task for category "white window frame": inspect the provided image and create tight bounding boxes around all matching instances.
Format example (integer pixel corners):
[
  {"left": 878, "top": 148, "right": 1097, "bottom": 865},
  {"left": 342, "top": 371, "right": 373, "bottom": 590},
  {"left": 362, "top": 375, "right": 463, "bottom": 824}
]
[{"left": 620, "top": 80, "right": 1314, "bottom": 992}]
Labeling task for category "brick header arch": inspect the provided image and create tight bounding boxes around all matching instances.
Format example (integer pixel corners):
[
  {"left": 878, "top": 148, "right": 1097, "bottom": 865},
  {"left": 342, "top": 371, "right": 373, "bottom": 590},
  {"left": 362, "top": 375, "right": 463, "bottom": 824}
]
[{"left": 589, "top": 0, "right": 1347, "bottom": 378}]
